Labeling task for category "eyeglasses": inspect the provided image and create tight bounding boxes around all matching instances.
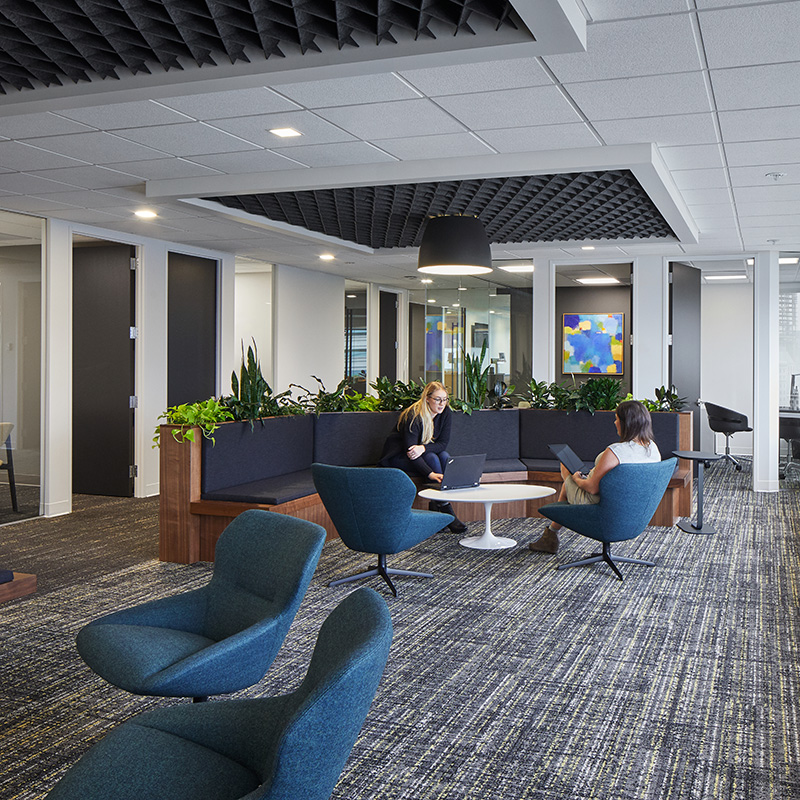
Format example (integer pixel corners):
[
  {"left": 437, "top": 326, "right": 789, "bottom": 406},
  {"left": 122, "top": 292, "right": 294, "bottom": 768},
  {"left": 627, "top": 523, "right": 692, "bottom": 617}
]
[{"left": 431, "top": 396, "right": 448, "bottom": 404}]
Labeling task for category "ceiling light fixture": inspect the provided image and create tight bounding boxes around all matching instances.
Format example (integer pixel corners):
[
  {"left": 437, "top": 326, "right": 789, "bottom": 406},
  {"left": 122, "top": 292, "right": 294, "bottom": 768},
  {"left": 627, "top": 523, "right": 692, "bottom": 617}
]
[
  {"left": 457, "top": 286, "right": 468, "bottom": 291},
  {"left": 704, "top": 274, "right": 748, "bottom": 281},
  {"left": 576, "top": 277, "right": 619, "bottom": 285},
  {"left": 497, "top": 261, "right": 534, "bottom": 273},
  {"left": 746, "top": 257, "right": 799, "bottom": 265},
  {"left": 417, "top": 216, "right": 492, "bottom": 275},
  {"left": 134, "top": 209, "right": 157, "bottom": 219},
  {"left": 581, "top": 245, "right": 595, "bottom": 250},
  {"left": 346, "top": 294, "right": 357, "bottom": 298},
  {"left": 420, "top": 278, "right": 433, "bottom": 284},
  {"left": 319, "top": 253, "right": 335, "bottom": 261},
  {"left": 269, "top": 127, "right": 302, "bottom": 138}
]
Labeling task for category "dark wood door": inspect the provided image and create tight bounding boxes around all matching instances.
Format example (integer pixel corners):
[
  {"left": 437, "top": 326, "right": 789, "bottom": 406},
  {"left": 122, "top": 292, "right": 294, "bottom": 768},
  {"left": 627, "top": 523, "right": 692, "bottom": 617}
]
[
  {"left": 72, "top": 244, "right": 135, "bottom": 496},
  {"left": 167, "top": 253, "right": 217, "bottom": 407},
  {"left": 379, "top": 290, "right": 397, "bottom": 382}
]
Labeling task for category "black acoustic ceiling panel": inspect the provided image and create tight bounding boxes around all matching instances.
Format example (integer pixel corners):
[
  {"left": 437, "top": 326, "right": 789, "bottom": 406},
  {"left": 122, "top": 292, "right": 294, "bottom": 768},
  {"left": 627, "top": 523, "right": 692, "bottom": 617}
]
[
  {"left": 0, "top": 0, "right": 517, "bottom": 94},
  {"left": 206, "top": 170, "right": 677, "bottom": 248}
]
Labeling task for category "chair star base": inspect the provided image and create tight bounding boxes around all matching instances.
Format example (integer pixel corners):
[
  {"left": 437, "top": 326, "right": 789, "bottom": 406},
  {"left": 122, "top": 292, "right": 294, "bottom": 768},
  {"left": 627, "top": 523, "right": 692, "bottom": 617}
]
[
  {"left": 330, "top": 554, "right": 433, "bottom": 597},
  {"left": 556, "top": 542, "right": 655, "bottom": 582}
]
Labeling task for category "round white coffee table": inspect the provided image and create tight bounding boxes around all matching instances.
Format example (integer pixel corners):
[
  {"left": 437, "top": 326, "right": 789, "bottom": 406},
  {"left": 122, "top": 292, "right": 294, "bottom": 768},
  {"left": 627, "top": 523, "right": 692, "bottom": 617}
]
[{"left": 419, "top": 484, "right": 556, "bottom": 550}]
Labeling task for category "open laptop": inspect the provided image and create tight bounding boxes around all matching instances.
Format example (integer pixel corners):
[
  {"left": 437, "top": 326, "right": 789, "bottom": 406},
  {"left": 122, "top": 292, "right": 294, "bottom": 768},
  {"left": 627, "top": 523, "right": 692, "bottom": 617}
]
[
  {"left": 547, "top": 443, "right": 592, "bottom": 476},
  {"left": 440, "top": 454, "right": 486, "bottom": 490}
]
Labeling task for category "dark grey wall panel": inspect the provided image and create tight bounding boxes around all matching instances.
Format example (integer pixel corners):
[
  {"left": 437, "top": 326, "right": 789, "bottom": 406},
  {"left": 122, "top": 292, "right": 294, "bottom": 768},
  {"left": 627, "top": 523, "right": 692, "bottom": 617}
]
[{"left": 168, "top": 253, "right": 217, "bottom": 407}]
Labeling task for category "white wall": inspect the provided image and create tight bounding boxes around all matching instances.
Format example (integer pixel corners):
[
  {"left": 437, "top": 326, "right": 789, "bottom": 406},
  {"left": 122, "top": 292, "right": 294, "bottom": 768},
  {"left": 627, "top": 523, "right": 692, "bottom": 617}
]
[
  {"left": 272, "top": 263, "right": 344, "bottom": 394},
  {"left": 234, "top": 268, "right": 273, "bottom": 385},
  {"left": 700, "top": 281, "right": 754, "bottom": 455}
]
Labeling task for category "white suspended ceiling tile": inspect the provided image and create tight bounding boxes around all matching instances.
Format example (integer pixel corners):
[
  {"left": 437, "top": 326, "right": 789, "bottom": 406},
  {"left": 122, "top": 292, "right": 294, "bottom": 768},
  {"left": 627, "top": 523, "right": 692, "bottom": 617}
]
[
  {"left": 56, "top": 101, "right": 193, "bottom": 130},
  {"left": 272, "top": 74, "right": 420, "bottom": 108},
  {"left": 476, "top": 122, "right": 600, "bottom": 152},
  {"left": 733, "top": 183, "right": 800, "bottom": 204},
  {"left": 159, "top": 87, "right": 300, "bottom": 120},
  {"left": 23, "top": 131, "right": 168, "bottom": 164},
  {"left": 433, "top": 86, "right": 581, "bottom": 130},
  {"left": 594, "top": 113, "right": 719, "bottom": 147},
  {"left": 0, "top": 112, "right": 94, "bottom": 139},
  {"left": 544, "top": 15, "right": 701, "bottom": 83},
  {"left": 0, "top": 140, "right": 87, "bottom": 170},
  {"left": 718, "top": 107, "right": 800, "bottom": 143},
  {"left": 0, "top": 195, "right": 79, "bottom": 213},
  {"left": 681, "top": 187, "right": 732, "bottom": 205},
  {"left": 565, "top": 72, "right": 712, "bottom": 120},
  {"left": 27, "top": 188, "right": 141, "bottom": 208},
  {"left": 729, "top": 164, "right": 800, "bottom": 187},
  {"left": 0, "top": 172, "right": 86, "bottom": 194},
  {"left": 372, "top": 133, "right": 495, "bottom": 160},
  {"left": 113, "top": 122, "right": 260, "bottom": 157},
  {"left": 685, "top": 202, "right": 736, "bottom": 219},
  {"left": 659, "top": 143, "right": 725, "bottom": 170},
  {"left": 739, "top": 214, "right": 800, "bottom": 228},
  {"left": 398, "top": 57, "right": 552, "bottom": 96},
  {"left": 699, "top": 3, "right": 800, "bottom": 69},
  {"left": 671, "top": 168, "right": 729, "bottom": 191},
  {"left": 736, "top": 200, "right": 800, "bottom": 217},
  {"left": 27, "top": 165, "right": 143, "bottom": 190},
  {"left": 270, "top": 141, "right": 397, "bottom": 168},
  {"left": 94, "top": 158, "right": 222, "bottom": 181},
  {"left": 710, "top": 63, "right": 800, "bottom": 112},
  {"left": 210, "top": 110, "right": 357, "bottom": 147},
  {"left": 46, "top": 208, "right": 130, "bottom": 224},
  {"left": 316, "top": 98, "right": 467, "bottom": 139},
  {"left": 184, "top": 149, "right": 306, "bottom": 174},
  {"left": 581, "top": 0, "right": 690, "bottom": 21},
  {"left": 725, "top": 139, "right": 800, "bottom": 168}
]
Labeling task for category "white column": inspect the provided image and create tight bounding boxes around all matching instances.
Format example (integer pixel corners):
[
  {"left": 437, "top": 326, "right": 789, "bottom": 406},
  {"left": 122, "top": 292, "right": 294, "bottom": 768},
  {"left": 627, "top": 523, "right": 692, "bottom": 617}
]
[
  {"left": 533, "top": 261, "right": 555, "bottom": 381},
  {"left": 752, "top": 250, "right": 779, "bottom": 492},
  {"left": 631, "top": 255, "right": 670, "bottom": 398},
  {"left": 217, "top": 252, "right": 236, "bottom": 397},
  {"left": 42, "top": 219, "right": 72, "bottom": 517}
]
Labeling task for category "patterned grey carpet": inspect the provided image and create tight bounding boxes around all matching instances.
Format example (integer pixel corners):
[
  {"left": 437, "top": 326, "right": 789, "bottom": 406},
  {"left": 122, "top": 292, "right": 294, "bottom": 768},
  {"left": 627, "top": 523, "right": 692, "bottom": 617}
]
[{"left": 1, "top": 463, "right": 799, "bottom": 799}]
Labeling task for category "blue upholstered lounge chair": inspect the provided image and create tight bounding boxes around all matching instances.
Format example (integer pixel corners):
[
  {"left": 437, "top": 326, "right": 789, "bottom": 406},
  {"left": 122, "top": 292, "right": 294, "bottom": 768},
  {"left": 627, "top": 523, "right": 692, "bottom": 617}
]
[
  {"left": 311, "top": 463, "right": 452, "bottom": 596},
  {"left": 76, "top": 510, "right": 325, "bottom": 701},
  {"left": 47, "top": 587, "right": 393, "bottom": 800},
  {"left": 539, "top": 458, "right": 677, "bottom": 581}
]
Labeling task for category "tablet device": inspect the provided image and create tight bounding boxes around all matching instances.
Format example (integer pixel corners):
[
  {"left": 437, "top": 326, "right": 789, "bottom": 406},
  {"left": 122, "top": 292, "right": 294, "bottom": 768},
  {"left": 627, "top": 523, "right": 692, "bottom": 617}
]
[
  {"left": 440, "top": 454, "right": 486, "bottom": 490},
  {"left": 548, "top": 443, "right": 590, "bottom": 476}
]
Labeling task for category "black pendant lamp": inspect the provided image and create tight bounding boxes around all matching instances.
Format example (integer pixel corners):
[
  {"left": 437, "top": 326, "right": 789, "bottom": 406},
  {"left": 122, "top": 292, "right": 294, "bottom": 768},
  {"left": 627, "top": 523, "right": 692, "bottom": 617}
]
[{"left": 417, "top": 215, "right": 493, "bottom": 275}]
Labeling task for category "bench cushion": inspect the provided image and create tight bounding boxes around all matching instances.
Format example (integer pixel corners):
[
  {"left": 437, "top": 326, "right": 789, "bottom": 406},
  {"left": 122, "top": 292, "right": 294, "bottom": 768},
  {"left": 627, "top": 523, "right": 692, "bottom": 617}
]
[
  {"left": 449, "top": 409, "right": 520, "bottom": 460},
  {"left": 485, "top": 458, "right": 527, "bottom": 473},
  {"left": 313, "top": 411, "right": 400, "bottom": 466},
  {"left": 201, "top": 417, "right": 314, "bottom": 494},
  {"left": 201, "top": 469, "right": 315, "bottom": 505}
]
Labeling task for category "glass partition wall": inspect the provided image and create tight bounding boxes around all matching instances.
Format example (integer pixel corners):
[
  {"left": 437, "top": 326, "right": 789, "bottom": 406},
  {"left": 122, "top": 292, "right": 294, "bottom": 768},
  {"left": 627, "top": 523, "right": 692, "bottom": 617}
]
[
  {"left": 408, "top": 267, "right": 532, "bottom": 403},
  {"left": 778, "top": 253, "right": 800, "bottom": 474},
  {"left": 0, "top": 210, "right": 43, "bottom": 523}
]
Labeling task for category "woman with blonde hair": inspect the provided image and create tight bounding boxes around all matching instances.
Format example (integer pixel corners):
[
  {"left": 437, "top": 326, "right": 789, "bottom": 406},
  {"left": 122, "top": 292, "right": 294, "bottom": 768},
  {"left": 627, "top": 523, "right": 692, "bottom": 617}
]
[{"left": 379, "top": 381, "right": 466, "bottom": 532}]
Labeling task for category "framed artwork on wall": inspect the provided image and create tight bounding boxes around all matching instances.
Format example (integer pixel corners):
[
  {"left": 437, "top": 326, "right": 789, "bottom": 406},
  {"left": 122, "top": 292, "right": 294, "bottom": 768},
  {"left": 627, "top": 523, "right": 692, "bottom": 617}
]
[{"left": 562, "top": 312, "right": 624, "bottom": 374}]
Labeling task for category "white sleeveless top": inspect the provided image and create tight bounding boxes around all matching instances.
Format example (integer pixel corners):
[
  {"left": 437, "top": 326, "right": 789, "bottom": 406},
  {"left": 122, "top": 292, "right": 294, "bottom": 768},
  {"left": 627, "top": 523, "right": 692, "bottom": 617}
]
[{"left": 608, "top": 440, "right": 661, "bottom": 463}]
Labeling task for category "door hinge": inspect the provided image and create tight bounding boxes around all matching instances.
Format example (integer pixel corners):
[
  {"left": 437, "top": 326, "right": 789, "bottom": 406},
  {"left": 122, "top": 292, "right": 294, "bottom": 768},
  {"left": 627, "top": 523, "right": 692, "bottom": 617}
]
[
  {"left": 668, "top": 272, "right": 674, "bottom": 283},
  {"left": 130, "top": 326, "right": 138, "bottom": 339},
  {"left": 129, "top": 395, "right": 138, "bottom": 409},
  {"left": 394, "top": 341, "right": 398, "bottom": 349},
  {"left": 129, "top": 465, "right": 138, "bottom": 478},
  {"left": 130, "top": 257, "right": 137, "bottom": 271},
  {"left": 629, "top": 334, "right": 634, "bottom": 346},
  {"left": 668, "top": 334, "right": 673, "bottom": 346}
]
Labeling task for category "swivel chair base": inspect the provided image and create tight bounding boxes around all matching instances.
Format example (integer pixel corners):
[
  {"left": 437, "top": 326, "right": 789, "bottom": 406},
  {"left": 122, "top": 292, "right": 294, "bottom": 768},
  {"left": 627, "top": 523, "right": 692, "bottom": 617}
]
[
  {"left": 556, "top": 541, "right": 655, "bottom": 582},
  {"left": 721, "top": 433, "right": 744, "bottom": 471},
  {"left": 329, "top": 553, "right": 433, "bottom": 597}
]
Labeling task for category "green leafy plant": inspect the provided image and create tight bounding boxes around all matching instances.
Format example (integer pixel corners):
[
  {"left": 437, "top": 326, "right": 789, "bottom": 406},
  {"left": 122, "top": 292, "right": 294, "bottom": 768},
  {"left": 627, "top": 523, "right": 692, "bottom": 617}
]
[
  {"left": 463, "top": 339, "right": 490, "bottom": 410},
  {"left": 549, "top": 381, "right": 579, "bottom": 411},
  {"left": 574, "top": 376, "right": 624, "bottom": 414},
  {"left": 370, "top": 376, "right": 424, "bottom": 411},
  {"left": 651, "top": 385, "right": 687, "bottom": 412},
  {"left": 290, "top": 376, "right": 380, "bottom": 414},
  {"left": 488, "top": 380, "right": 516, "bottom": 410},
  {"left": 153, "top": 397, "right": 233, "bottom": 446},
  {"left": 223, "top": 341, "right": 299, "bottom": 424},
  {"left": 526, "top": 379, "right": 551, "bottom": 409}
]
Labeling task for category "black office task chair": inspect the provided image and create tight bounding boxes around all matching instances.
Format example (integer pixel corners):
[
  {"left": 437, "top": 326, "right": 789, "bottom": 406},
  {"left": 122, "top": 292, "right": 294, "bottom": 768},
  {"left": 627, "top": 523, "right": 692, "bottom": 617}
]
[
  {"left": 0, "top": 423, "right": 18, "bottom": 512},
  {"left": 779, "top": 416, "right": 800, "bottom": 480},
  {"left": 704, "top": 402, "right": 752, "bottom": 471}
]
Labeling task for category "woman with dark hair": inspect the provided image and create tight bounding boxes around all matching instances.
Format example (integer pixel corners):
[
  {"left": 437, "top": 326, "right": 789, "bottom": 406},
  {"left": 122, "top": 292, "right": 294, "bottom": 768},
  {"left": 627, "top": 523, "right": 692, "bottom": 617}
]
[
  {"left": 528, "top": 400, "right": 661, "bottom": 554},
  {"left": 378, "top": 381, "right": 466, "bottom": 532}
]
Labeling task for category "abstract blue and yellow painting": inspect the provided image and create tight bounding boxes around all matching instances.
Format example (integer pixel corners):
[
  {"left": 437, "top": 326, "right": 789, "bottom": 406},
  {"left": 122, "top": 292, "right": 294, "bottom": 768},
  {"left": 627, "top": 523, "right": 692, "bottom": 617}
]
[{"left": 562, "top": 312, "right": 624, "bottom": 374}]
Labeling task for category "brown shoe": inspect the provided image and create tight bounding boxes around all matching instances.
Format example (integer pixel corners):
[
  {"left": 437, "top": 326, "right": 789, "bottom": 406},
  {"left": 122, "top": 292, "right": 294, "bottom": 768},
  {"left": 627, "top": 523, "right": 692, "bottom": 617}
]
[{"left": 528, "top": 526, "right": 559, "bottom": 553}]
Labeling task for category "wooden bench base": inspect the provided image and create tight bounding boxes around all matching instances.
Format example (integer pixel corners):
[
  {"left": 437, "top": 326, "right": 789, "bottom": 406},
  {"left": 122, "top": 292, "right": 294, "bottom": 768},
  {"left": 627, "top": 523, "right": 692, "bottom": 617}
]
[{"left": 0, "top": 573, "right": 37, "bottom": 603}]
